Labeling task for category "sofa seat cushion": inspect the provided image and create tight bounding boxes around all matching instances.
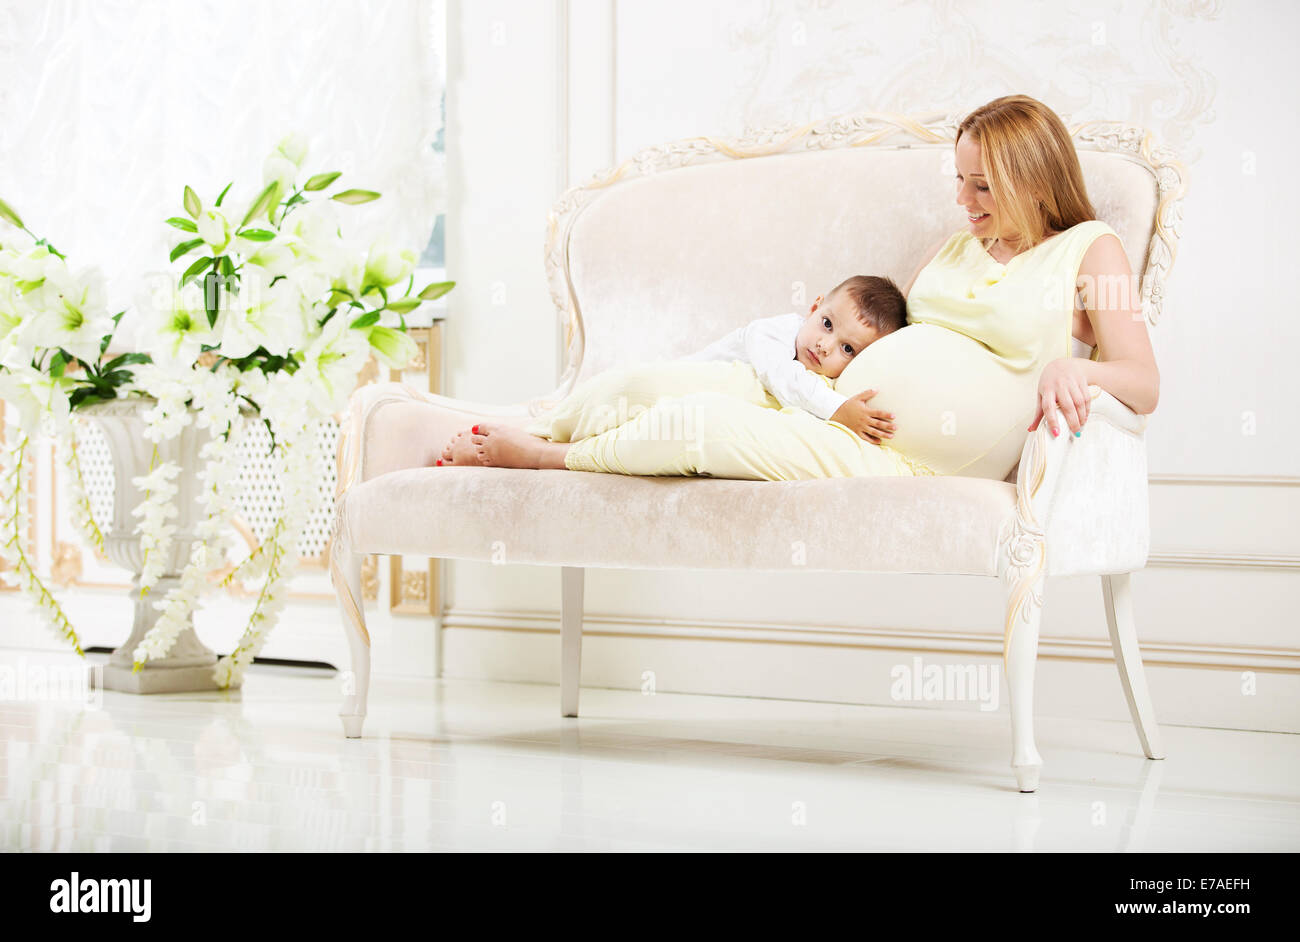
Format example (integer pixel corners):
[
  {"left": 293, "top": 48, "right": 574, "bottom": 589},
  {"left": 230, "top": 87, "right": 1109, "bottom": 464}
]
[{"left": 340, "top": 467, "right": 1018, "bottom": 576}]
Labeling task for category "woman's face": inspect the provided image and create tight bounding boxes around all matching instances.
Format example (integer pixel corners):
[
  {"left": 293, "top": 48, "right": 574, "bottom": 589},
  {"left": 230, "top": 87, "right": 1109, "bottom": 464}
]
[{"left": 954, "top": 135, "right": 999, "bottom": 241}]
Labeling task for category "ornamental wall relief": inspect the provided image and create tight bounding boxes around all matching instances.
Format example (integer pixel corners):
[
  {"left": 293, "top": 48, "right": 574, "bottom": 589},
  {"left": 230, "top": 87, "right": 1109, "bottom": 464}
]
[{"left": 720, "top": 0, "right": 1220, "bottom": 163}]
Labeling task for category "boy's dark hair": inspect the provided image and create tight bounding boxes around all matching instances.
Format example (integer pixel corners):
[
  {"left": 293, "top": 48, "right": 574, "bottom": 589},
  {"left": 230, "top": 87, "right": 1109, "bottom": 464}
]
[{"left": 831, "top": 275, "right": 907, "bottom": 335}]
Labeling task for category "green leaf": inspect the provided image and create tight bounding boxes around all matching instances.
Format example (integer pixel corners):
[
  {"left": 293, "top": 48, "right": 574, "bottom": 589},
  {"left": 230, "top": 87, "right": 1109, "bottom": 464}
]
[
  {"left": 203, "top": 270, "right": 221, "bottom": 328},
  {"left": 183, "top": 185, "right": 202, "bottom": 219},
  {"left": 215, "top": 181, "right": 233, "bottom": 207},
  {"left": 417, "top": 280, "right": 456, "bottom": 301},
  {"left": 330, "top": 188, "right": 381, "bottom": 205},
  {"left": 0, "top": 196, "right": 24, "bottom": 229},
  {"left": 102, "top": 352, "right": 151, "bottom": 372},
  {"left": 49, "top": 350, "right": 68, "bottom": 378},
  {"left": 165, "top": 216, "right": 198, "bottom": 233},
  {"left": 102, "top": 370, "right": 136, "bottom": 387},
  {"left": 241, "top": 181, "right": 279, "bottom": 228},
  {"left": 169, "top": 238, "right": 203, "bottom": 262},
  {"left": 99, "top": 311, "right": 126, "bottom": 357},
  {"left": 69, "top": 389, "right": 108, "bottom": 410},
  {"left": 303, "top": 171, "right": 342, "bottom": 192},
  {"left": 236, "top": 228, "right": 276, "bottom": 242},
  {"left": 384, "top": 299, "right": 422, "bottom": 314},
  {"left": 181, "top": 255, "right": 214, "bottom": 288},
  {"left": 218, "top": 255, "right": 234, "bottom": 278},
  {"left": 349, "top": 311, "right": 381, "bottom": 329}
]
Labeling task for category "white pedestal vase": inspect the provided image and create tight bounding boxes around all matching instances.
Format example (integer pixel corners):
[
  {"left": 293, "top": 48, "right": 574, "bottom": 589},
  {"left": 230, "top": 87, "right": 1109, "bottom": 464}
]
[{"left": 81, "top": 399, "right": 239, "bottom": 694}]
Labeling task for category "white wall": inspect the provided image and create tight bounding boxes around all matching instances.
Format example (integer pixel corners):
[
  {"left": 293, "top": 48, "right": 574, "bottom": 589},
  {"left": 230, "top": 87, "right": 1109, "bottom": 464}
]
[{"left": 436, "top": 0, "right": 1300, "bottom": 733}]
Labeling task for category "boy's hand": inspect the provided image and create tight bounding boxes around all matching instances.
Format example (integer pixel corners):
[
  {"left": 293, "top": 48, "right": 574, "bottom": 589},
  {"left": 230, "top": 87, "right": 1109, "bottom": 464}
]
[{"left": 830, "top": 389, "right": 897, "bottom": 444}]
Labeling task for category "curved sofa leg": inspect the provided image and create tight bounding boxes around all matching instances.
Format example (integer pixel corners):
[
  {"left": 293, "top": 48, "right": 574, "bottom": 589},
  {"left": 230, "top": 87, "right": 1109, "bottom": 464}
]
[
  {"left": 561, "top": 566, "right": 583, "bottom": 718},
  {"left": 1002, "top": 528, "right": 1047, "bottom": 793},
  {"left": 1102, "top": 573, "right": 1166, "bottom": 760},
  {"left": 1004, "top": 580, "right": 1045, "bottom": 793},
  {"left": 331, "top": 548, "right": 371, "bottom": 738}
]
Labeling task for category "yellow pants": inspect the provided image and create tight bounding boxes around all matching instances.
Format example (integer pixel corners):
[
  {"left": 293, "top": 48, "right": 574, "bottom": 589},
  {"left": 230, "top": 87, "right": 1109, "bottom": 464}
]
[{"left": 524, "top": 360, "right": 926, "bottom": 481}]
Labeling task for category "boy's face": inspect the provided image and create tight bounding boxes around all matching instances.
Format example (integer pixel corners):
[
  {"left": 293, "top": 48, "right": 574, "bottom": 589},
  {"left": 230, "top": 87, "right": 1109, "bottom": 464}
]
[{"left": 794, "top": 289, "right": 880, "bottom": 378}]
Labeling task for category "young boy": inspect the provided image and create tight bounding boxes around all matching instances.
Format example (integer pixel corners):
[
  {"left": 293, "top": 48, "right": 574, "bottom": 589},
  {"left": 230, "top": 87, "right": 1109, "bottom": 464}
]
[
  {"left": 678, "top": 274, "right": 906, "bottom": 434},
  {"left": 439, "top": 276, "right": 906, "bottom": 467}
]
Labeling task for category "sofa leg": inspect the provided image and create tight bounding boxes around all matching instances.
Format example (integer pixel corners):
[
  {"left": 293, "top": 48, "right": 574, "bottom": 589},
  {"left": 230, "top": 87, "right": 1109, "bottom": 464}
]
[
  {"left": 1102, "top": 573, "right": 1166, "bottom": 760},
  {"left": 561, "top": 566, "right": 583, "bottom": 718},
  {"left": 331, "top": 549, "right": 371, "bottom": 739},
  {"left": 1002, "top": 558, "right": 1046, "bottom": 793}
]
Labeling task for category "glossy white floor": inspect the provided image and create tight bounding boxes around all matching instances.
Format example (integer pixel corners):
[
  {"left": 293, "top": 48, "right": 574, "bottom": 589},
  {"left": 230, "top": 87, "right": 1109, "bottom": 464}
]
[{"left": 3, "top": 655, "right": 1298, "bottom": 852}]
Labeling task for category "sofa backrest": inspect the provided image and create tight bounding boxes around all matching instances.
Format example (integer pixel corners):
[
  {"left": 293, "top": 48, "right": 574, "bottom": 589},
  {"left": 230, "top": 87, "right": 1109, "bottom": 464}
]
[{"left": 539, "top": 113, "right": 1185, "bottom": 479}]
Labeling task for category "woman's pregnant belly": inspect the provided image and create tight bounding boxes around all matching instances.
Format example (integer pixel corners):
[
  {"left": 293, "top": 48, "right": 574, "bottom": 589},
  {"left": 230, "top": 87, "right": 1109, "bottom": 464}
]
[{"left": 833, "top": 323, "right": 1036, "bottom": 479}]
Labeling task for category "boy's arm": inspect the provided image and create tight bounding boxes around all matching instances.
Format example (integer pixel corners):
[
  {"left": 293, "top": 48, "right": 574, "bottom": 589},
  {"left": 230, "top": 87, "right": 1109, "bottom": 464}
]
[
  {"left": 678, "top": 324, "right": 745, "bottom": 363},
  {"left": 743, "top": 315, "right": 848, "bottom": 420}
]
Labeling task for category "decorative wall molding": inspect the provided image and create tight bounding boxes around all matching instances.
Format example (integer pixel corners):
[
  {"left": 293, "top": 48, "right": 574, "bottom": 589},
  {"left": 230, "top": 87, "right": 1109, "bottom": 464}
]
[
  {"left": 713, "top": 0, "right": 1221, "bottom": 166},
  {"left": 1145, "top": 552, "right": 1300, "bottom": 572},
  {"left": 1149, "top": 474, "right": 1300, "bottom": 487},
  {"left": 440, "top": 607, "right": 1299, "bottom": 673}
]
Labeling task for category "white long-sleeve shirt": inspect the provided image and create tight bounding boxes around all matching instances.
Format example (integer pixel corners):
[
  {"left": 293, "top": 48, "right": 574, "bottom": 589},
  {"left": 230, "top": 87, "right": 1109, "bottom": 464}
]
[{"left": 678, "top": 312, "right": 848, "bottom": 421}]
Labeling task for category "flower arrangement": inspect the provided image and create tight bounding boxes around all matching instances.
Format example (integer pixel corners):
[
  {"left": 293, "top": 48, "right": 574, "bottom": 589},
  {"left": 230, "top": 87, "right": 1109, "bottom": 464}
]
[{"left": 0, "top": 132, "right": 452, "bottom": 686}]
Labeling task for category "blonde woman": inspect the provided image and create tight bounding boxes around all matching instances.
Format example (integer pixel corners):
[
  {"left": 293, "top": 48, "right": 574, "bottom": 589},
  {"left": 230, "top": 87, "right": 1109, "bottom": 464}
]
[{"left": 441, "top": 94, "right": 1159, "bottom": 481}]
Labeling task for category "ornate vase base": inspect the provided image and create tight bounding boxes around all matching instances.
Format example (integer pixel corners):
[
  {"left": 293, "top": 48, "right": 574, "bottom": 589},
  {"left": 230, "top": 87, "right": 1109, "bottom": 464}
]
[{"left": 98, "top": 661, "right": 243, "bottom": 695}]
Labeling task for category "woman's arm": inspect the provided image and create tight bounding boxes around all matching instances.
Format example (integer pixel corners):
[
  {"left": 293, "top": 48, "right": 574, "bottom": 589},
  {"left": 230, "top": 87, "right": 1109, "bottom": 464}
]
[
  {"left": 902, "top": 236, "right": 948, "bottom": 298},
  {"left": 1076, "top": 234, "right": 1160, "bottom": 415}
]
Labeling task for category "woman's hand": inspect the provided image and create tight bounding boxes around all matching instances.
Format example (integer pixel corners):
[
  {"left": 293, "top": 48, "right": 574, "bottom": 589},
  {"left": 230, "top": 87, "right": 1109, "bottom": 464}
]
[
  {"left": 831, "top": 389, "right": 897, "bottom": 444},
  {"left": 1028, "top": 357, "right": 1091, "bottom": 437}
]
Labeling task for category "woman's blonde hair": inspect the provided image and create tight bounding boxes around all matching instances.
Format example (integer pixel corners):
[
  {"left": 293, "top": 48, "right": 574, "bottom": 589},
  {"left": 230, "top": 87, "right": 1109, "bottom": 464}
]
[{"left": 956, "top": 95, "right": 1096, "bottom": 251}]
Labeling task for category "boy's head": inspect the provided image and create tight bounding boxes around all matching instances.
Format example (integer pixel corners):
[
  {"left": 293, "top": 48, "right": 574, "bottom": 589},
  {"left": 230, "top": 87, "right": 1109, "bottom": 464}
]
[{"left": 794, "top": 275, "right": 907, "bottom": 378}]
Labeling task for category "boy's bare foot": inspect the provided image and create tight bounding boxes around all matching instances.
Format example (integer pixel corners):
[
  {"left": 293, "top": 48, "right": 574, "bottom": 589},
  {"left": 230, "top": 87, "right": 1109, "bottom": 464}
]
[
  {"left": 471, "top": 423, "right": 567, "bottom": 469},
  {"left": 438, "top": 429, "right": 483, "bottom": 466}
]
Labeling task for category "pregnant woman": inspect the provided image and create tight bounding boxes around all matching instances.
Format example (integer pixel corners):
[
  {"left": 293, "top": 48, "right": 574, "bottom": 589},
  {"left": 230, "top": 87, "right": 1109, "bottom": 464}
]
[{"left": 440, "top": 94, "right": 1159, "bottom": 481}]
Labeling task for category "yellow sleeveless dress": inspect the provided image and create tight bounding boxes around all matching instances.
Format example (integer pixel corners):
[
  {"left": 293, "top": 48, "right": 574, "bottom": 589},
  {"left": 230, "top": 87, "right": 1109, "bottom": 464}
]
[{"left": 833, "top": 219, "right": 1117, "bottom": 478}]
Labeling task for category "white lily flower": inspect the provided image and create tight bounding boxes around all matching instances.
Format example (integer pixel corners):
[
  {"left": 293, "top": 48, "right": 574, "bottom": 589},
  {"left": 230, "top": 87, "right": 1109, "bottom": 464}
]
[
  {"left": 236, "top": 233, "right": 296, "bottom": 278},
  {"left": 137, "top": 281, "right": 215, "bottom": 363},
  {"left": 21, "top": 264, "right": 111, "bottom": 364},
  {"left": 367, "top": 325, "right": 418, "bottom": 370},
  {"left": 0, "top": 368, "right": 73, "bottom": 437},
  {"left": 263, "top": 154, "right": 298, "bottom": 195},
  {"left": 274, "top": 131, "right": 309, "bottom": 167},
  {"left": 331, "top": 255, "right": 371, "bottom": 302},
  {"left": 218, "top": 267, "right": 299, "bottom": 359},
  {"left": 0, "top": 298, "right": 21, "bottom": 346},
  {"left": 298, "top": 314, "right": 370, "bottom": 414},
  {"left": 282, "top": 201, "right": 343, "bottom": 267},
  {"left": 196, "top": 208, "right": 233, "bottom": 255},
  {"left": 362, "top": 237, "right": 417, "bottom": 291}
]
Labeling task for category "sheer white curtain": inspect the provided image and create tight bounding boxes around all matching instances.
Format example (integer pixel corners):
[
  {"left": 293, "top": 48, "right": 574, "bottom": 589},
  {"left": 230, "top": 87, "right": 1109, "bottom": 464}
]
[{"left": 0, "top": 0, "right": 446, "bottom": 317}]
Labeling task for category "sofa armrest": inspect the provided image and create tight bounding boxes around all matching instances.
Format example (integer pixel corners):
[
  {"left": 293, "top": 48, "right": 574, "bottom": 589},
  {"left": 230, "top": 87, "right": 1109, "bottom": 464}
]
[
  {"left": 335, "top": 382, "right": 557, "bottom": 494},
  {"left": 1002, "top": 384, "right": 1151, "bottom": 579}
]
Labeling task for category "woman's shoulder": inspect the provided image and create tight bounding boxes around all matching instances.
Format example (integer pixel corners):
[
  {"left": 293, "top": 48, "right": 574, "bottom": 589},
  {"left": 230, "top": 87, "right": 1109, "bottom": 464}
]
[
  {"left": 930, "top": 228, "right": 981, "bottom": 262},
  {"left": 1056, "top": 218, "right": 1120, "bottom": 247}
]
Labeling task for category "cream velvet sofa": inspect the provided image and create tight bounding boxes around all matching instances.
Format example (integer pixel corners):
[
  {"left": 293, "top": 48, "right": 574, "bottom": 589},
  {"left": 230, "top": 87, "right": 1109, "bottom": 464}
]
[{"left": 329, "top": 112, "right": 1185, "bottom": 792}]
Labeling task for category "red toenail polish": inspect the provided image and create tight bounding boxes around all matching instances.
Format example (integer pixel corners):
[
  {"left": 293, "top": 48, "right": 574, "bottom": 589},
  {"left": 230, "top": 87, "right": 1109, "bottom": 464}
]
[
  {"left": 472, "top": 425, "right": 479, "bottom": 434},
  {"left": 436, "top": 459, "right": 443, "bottom": 466}
]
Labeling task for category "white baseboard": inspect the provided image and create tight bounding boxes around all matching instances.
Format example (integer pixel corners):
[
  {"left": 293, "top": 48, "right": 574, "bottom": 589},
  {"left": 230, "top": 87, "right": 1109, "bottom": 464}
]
[{"left": 438, "top": 611, "right": 1300, "bottom": 734}]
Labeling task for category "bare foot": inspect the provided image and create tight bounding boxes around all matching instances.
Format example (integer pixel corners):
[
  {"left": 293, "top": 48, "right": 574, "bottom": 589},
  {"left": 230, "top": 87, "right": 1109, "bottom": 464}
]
[
  {"left": 472, "top": 423, "right": 567, "bottom": 469},
  {"left": 438, "top": 429, "right": 483, "bottom": 466}
]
